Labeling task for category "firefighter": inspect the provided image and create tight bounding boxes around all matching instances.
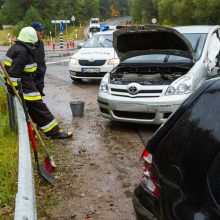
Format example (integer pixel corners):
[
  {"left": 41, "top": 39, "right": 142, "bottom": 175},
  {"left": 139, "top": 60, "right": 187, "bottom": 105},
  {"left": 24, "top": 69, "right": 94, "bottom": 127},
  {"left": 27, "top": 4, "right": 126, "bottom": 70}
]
[
  {"left": 30, "top": 21, "right": 46, "bottom": 96},
  {"left": 4, "top": 26, "right": 73, "bottom": 139}
]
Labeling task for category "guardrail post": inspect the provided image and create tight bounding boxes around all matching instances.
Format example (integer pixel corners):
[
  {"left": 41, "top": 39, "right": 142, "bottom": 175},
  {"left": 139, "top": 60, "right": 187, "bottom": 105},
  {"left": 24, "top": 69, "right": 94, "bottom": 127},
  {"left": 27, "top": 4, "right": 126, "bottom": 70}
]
[{"left": 6, "top": 92, "right": 16, "bottom": 130}]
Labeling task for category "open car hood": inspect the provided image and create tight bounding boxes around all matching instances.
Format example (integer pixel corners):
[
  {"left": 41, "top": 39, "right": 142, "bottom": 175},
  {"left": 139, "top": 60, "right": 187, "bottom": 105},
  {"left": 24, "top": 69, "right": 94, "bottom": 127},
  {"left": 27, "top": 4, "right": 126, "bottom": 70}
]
[{"left": 113, "top": 25, "right": 194, "bottom": 62}]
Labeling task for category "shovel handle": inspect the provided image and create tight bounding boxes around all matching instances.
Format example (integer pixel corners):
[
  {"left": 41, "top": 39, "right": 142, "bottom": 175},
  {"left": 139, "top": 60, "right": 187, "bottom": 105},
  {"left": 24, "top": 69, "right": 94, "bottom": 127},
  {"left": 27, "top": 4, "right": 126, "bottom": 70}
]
[{"left": 28, "top": 124, "right": 37, "bottom": 152}]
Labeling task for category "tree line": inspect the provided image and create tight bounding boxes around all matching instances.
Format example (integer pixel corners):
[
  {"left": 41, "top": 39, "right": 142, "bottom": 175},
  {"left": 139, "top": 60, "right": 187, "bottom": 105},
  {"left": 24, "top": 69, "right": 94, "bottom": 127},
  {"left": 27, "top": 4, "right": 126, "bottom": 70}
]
[
  {"left": 0, "top": 0, "right": 220, "bottom": 35},
  {"left": 129, "top": 0, "right": 220, "bottom": 25}
]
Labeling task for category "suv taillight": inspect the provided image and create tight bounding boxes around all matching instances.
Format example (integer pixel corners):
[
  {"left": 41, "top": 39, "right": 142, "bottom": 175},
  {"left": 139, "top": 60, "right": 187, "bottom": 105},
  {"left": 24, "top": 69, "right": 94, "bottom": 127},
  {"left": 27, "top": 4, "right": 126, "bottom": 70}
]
[{"left": 141, "top": 149, "right": 159, "bottom": 198}]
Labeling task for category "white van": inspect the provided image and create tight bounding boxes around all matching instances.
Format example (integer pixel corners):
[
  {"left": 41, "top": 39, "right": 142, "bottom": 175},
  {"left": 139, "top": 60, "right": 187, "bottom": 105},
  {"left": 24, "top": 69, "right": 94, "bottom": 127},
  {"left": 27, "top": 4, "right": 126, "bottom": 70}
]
[{"left": 89, "top": 18, "right": 100, "bottom": 29}]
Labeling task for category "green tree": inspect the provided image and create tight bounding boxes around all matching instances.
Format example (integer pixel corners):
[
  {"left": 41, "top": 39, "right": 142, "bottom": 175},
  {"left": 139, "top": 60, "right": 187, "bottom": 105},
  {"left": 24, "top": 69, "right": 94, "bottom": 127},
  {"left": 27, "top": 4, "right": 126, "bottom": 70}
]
[
  {"left": 0, "top": 0, "right": 33, "bottom": 24},
  {"left": 84, "top": 0, "right": 100, "bottom": 20},
  {"left": 22, "top": 6, "right": 41, "bottom": 26},
  {"left": 100, "top": 0, "right": 111, "bottom": 20},
  {"left": 158, "top": 0, "right": 220, "bottom": 25},
  {"left": 129, "top": 0, "right": 157, "bottom": 24}
]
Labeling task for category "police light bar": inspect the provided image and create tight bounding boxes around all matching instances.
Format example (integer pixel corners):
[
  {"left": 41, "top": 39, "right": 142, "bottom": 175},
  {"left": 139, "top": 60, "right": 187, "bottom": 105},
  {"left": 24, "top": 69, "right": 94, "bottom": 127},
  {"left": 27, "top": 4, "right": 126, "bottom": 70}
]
[
  {"left": 100, "top": 25, "right": 109, "bottom": 31},
  {"left": 100, "top": 25, "right": 131, "bottom": 31}
]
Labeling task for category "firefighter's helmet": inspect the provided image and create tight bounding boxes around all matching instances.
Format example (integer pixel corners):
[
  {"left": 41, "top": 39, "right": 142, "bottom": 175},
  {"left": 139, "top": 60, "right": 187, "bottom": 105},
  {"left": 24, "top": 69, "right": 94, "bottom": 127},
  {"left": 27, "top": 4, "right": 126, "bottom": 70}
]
[{"left": 17, "top": 27, "right": 38, "bottom": 44}]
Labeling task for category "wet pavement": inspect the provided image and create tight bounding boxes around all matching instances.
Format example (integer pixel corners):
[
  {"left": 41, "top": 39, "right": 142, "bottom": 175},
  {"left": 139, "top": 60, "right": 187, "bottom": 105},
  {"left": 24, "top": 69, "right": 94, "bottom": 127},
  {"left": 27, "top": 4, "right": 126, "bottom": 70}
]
[{"left": 37, "top": 60, "right": 158, "bottom": 219}]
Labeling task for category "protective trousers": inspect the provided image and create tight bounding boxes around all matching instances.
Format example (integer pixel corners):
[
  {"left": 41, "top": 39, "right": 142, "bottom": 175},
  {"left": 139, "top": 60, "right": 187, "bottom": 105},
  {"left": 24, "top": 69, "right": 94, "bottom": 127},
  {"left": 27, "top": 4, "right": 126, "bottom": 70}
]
[{"left": 26, "top": 99, "right": 59, "bottom": 136}]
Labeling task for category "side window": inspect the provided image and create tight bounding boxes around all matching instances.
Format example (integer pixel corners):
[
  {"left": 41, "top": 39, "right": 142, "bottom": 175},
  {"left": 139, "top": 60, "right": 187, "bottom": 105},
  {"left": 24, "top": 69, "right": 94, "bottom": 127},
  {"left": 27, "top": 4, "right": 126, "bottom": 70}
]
[{"left": 208, "top": 151, "right": 220, "bottom": 206}]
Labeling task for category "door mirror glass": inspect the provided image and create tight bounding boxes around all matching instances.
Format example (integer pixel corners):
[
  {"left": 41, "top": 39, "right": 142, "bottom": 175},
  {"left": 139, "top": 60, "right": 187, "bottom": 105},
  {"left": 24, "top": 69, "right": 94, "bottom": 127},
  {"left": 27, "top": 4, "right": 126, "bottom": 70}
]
[{"left": 77, "top": 41, "right": 86, "bottom": 49}]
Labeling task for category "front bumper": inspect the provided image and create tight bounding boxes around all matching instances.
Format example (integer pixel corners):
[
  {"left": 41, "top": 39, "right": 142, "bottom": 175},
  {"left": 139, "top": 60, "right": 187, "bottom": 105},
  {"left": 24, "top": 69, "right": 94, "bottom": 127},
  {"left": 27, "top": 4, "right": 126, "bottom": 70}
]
[
  {"left": 69, "top": 64, "right": 115, "bottom": 79},
  {"left": 98, "top": 92, "right": 189, "bottom": 124}
]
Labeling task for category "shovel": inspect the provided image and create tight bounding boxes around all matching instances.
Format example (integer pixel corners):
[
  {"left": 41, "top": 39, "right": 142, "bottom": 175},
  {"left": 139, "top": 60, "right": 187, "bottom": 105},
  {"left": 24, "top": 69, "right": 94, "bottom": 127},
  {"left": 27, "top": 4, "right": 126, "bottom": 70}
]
[
  {"left": 0, "top": 61, "right": 56, "bottom": 172},
  {"left": 18, "top": 81, "right": 55, "bottom": 185}
]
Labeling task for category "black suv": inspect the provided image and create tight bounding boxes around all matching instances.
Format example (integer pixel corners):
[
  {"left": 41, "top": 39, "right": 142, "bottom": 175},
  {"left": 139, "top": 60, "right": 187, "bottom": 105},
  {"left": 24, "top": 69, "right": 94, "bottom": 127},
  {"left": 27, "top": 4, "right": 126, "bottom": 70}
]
[{"left": 133, "top": 76, "right": 220, "bottom": 220}]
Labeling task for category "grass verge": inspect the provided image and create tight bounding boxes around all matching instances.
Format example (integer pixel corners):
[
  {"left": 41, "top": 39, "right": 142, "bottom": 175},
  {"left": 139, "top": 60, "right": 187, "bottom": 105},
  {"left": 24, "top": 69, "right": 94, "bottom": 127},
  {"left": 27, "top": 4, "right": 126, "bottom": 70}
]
[
  {"left": 0, "top": 86, "right": 18, "bottom": 218},
  {"left": 0, "top": 27, "right": 15, "bottom": 46}
]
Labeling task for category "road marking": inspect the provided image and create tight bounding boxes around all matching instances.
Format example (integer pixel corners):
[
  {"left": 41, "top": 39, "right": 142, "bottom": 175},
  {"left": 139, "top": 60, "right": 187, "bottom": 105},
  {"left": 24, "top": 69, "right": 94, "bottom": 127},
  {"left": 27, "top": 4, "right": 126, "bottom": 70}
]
[{"left": 46, "top": 59, "right": 69, "bottom": 65}]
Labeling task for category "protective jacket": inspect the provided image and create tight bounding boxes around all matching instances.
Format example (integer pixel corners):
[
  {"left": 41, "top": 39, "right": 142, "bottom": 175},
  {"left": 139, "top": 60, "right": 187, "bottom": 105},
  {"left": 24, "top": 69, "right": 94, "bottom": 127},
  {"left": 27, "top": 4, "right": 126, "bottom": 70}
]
[
  {"left": 4, "top": 40, "right": 59, "bottom": 136},
  {"left": 34, "top": 39, "right": 46, "bottom": 94}
]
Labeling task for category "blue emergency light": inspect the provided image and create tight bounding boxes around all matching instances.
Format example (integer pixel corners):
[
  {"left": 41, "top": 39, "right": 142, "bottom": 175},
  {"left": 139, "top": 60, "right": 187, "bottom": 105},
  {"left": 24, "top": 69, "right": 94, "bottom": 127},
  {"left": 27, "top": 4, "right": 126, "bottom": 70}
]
[{"left": 100, "top": 25, "right": 110, "bottom": 31}]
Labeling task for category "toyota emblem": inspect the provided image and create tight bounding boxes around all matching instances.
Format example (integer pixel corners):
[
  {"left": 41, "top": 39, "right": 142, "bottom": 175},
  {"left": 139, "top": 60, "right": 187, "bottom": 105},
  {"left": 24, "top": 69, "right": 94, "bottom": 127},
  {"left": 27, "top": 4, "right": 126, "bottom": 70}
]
[{"left": 128, "top": 85, "right": 138, "bottom": 95}]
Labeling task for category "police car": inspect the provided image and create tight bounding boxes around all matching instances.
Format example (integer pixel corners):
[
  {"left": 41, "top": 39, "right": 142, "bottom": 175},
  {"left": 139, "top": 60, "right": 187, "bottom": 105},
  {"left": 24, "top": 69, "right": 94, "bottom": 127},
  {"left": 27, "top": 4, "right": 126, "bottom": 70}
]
[{"left": 69, "top": 26, "right": 119, "bottom": 81}]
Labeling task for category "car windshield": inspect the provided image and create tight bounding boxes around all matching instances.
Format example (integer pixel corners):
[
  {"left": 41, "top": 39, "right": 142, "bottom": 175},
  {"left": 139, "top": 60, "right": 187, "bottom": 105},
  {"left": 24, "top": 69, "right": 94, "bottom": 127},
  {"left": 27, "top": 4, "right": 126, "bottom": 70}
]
[
  {"left": 91, "top": 20, "right": 99, "bottom": 24},
  {"left": 123, "top": 33, "right": 207, "bottom": 63},
  {"left": 83, "top": 34, "right": 113, "bottom": 48},
  {"left": 183, "top": 33, "right": 207, "bottom": 60}
]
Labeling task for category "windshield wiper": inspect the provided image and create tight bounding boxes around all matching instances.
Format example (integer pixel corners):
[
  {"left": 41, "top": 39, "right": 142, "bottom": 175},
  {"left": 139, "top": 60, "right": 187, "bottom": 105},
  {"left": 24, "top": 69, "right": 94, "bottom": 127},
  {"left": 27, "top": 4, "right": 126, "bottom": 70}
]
[
  {"left": 106, "top": 39, "right": 113, "bottom": 43},
  {"left": 194, "top": 35, "right": 201, "bottom": 53},
  {"left": 163, "top": 54, "right": 170, "bottom": 62},
  {"left": 98, "top": 41, "right": 105, "bottom": 47}
]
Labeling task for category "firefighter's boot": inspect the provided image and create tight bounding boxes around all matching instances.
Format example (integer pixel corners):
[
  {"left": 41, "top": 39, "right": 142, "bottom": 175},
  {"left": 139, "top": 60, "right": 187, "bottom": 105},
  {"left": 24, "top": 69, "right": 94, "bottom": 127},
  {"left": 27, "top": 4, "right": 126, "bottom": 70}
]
[{"left": 51, "top": 130, "right": 73, "bottom": 139}]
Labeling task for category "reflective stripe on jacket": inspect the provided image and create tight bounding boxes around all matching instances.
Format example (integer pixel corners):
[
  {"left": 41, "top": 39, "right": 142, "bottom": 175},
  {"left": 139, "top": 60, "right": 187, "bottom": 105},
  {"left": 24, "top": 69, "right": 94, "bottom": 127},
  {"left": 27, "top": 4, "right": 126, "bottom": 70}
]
[{"left": 5, "top": 56, "right": 37, "bottom": 73}]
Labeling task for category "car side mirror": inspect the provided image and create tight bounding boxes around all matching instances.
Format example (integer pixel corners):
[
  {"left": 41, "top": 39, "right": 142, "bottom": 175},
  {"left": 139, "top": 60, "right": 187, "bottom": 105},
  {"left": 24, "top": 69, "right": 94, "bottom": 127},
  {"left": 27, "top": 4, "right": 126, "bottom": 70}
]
[
  {"left": 204, "top": 57, "right": 217, "bottom": 76},
  {"left": 205, "top": 58, "right": 220, "bottom": 77},
  {"left": 77, "top": 42, "right": 85, "bottom": 49},
  {"left": 210, "top": 66, "right": 220, "bottom": 76}
]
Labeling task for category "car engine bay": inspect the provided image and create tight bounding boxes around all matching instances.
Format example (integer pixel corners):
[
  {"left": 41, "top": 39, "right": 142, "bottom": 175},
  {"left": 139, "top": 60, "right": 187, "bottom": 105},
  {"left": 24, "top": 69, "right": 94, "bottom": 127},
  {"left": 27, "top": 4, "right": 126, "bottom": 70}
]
[{"left": 110, "top": 65, "right": 191, "bottom": 85}]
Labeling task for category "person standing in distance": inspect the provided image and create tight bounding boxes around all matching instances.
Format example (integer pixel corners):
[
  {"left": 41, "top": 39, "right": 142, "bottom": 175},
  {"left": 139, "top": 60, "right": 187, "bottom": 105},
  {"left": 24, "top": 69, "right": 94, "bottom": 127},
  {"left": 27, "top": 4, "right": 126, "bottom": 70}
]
[{"left": 31, "top": 21, "right": 46, "bottom": 96}]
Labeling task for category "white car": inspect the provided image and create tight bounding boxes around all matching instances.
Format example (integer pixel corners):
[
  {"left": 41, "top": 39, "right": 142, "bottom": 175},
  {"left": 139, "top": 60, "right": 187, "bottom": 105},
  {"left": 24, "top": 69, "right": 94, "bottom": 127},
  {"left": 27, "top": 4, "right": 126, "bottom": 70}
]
[
  {"left": 89, "top": 18, "right": 100, "bottom": 36},
  {"left": 69, "top": 30, "right": 119, "bottom": 81},
  {"left": 89, "top": 18, "right": 100, "bottom": 29},
  {"left": 98, "top": 25, "right": 220, "bottom": 124}
]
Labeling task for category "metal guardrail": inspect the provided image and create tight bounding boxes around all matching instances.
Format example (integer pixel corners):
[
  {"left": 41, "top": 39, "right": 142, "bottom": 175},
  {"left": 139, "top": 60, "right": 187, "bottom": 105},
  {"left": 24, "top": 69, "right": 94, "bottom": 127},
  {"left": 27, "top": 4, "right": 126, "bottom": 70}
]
[{"left": 0, "top": 74, "right": 37, "bottom": 219}]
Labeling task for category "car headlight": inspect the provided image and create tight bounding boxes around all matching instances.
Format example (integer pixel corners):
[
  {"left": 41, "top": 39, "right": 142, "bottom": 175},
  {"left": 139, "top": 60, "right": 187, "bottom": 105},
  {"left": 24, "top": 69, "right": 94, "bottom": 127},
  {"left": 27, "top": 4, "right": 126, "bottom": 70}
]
[
  {"left": 70, "top": 57, "right": 78, "bottom": 65},
  {"left": 166, "top": 74, "right": 192, "bottom": 95},
  {"left": 99, "top": 73, "right": 109, "bottom": 93},
  {"left": 107, "top": 58, "right": 120, "bottom": 65}
]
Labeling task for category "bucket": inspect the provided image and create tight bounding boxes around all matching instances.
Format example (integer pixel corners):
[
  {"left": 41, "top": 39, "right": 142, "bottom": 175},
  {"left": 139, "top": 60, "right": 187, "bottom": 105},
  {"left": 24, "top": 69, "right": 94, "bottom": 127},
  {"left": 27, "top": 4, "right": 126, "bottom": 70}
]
[{"left": 70, "top": 101, "right": 84, "bottom": 117}]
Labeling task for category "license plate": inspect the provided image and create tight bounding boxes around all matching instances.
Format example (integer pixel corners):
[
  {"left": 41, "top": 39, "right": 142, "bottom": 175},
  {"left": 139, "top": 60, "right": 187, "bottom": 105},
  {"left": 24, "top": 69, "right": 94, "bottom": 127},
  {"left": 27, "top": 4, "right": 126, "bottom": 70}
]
[
  {"left": 116, "top": 103, "right": 147, "bottom": 112},
  {"left": 81, "top": 68, "right": 100, "bottom": 73}
]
